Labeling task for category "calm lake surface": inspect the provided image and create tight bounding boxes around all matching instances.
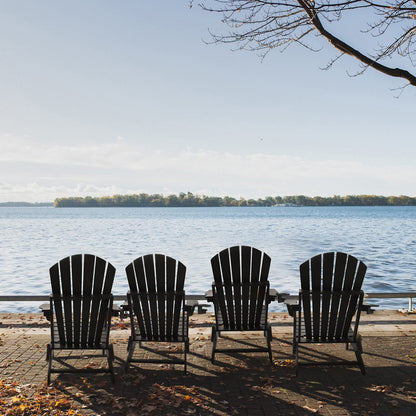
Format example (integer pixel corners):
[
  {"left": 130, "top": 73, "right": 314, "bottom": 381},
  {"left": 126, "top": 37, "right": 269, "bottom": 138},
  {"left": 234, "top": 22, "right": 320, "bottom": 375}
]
[{"left": 1, "top": 206, "right": 416, "bottom": 312}]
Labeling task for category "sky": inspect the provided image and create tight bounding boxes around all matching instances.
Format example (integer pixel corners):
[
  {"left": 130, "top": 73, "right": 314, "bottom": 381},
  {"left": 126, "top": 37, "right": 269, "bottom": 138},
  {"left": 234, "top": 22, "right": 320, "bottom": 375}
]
[{"left": 0, "top": 1, "right": 415, "bottom": 203}]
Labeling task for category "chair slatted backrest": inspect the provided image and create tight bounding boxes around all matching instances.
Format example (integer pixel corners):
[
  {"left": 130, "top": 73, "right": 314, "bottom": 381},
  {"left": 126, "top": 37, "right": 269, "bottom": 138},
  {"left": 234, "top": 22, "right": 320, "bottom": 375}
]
[
  {"left": 299, "top": 252, "right": 367, "bottom": 342},
  {"left": 211, "top": 246, "right": 271, "bottom": 330},
  {"left": 49, "top": 254, "right": 115, "bottom": 348},
  {"left": 125, "top": 254, "right": 186, "bottom": 341}
]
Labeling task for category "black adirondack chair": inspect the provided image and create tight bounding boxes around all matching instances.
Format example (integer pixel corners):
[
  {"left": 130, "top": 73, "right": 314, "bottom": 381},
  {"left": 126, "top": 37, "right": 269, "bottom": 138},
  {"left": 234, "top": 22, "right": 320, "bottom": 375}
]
[
  {"left": 42, "top": 254, "right": 116, "bottom": 384},
  {"left": 291, "top": 252, "right": 367, "bottom": 375},
  {"left": 124, "top": 254, "right": 193, "bottom": 373},
  {"left": 206, "top": 246, "right": 277, "bottom": 363}
]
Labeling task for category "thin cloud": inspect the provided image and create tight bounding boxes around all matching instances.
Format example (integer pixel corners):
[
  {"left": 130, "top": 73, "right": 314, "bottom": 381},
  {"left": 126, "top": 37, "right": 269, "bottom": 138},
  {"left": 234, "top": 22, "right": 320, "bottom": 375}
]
[{"left": 1, "top": 134, "right": 415, "bottom": 202}]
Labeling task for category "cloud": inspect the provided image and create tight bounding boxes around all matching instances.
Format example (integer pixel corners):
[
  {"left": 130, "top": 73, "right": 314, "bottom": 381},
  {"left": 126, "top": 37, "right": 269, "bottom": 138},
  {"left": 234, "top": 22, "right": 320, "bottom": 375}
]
[{"left": 1, "top": 134, "right": 415, "bottom": 202}]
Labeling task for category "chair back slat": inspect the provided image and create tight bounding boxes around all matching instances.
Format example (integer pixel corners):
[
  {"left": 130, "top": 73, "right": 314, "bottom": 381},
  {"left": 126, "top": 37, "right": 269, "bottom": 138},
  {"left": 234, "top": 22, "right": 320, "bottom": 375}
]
[
  {"left": 211, "top": 246, "right": 271, "bottom": 331},
  {"left": 335, "top": 255, "right": 358, "bottom": 339},
  {"left": 320, "top": 252, "right": 334, "bottom": 340},
  {"left": 126, "top": 254, "right": 186, "bottom": 341},
  {"left": 248, "top": 248, "right": 261, "bottom": 328},
  {"left": 49, "top": 263, "right": 66, "bottom": 345},
  {"left": 81, "top": 254, "right": 95, "bottom": 345},
  {"left": 219, "top": 248, "right": 235, "bottom": 329},
  {"left": 155, "top": 254, "right": 166, "bottom": 339},
  {"left": 211, "top": 254, "right": 229, "bottom": 329},
  {"left": 255, "top": 251, "right": 271, "bottom": 327},
  {"left": 94, "top": 260, "right": 116, "bottom": 346},
  {"left": 144, "top": 254, "right": 158, "bottom": 339},
  {"left": 59, "top": 256, "right": 73, "bottom": 347},
  {"left": 343, "top": 261, "right": 366, "bottom": 338},
  {"left": 327, "top": 252, "right": 347, "bottom": 340},
  {"left": 173, "top": 261, "right": 186, "bottom": 338},
  {"left": 310, "top": 255, "right": 322, "bottom": 341},
  {"left": 166, "top": 256, "right": 176, "bottom": 339},
  {"left": 299, "top": 252, "right": 366, "bottom": 342},
  {"left": 49, "top": 254, "right": 115, "bottom": 348},
  {"left": 229, "top": 246, "right": 242, "bottom": 329},
  {"left": 131, "top": 257, "right": 153, "bottom": 338},
  {"left": 89, "top": 256, "right": 106, "bottom": 345},
  {"left": 241, "top": 246, "right": 251, "bottom": 328},
  {"left": 71, "top": 254, "right": 82, "bottom": 346},
  {"left": 299, "top": 260, "right": 311, "bottom": 339}
]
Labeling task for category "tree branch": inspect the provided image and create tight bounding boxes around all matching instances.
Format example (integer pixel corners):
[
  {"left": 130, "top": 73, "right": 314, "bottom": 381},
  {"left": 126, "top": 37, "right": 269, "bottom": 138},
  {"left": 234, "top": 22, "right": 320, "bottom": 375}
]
[{"left": 297, "top": 0, "right": 416, "bottom": 85}]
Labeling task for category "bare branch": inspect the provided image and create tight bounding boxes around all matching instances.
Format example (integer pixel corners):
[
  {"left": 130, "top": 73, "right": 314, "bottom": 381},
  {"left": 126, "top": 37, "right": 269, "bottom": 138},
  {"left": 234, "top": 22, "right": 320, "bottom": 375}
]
[{"left": 198, "top": 0, "right": 416, "bottom": 87}]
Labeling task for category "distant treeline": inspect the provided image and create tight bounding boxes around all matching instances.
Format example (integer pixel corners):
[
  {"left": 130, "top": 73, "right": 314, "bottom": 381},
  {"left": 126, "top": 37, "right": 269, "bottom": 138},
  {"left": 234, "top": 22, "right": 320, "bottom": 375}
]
[{"left": 53, "top": 193, "right": 416, "bottom": 207}]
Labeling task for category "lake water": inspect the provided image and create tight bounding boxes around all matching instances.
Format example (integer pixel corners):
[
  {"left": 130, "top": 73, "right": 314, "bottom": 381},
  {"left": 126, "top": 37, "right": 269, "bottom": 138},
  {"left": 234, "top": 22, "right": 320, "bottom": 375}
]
[{"left": 1, "top": 206, "right": 416, "bottom": 312}]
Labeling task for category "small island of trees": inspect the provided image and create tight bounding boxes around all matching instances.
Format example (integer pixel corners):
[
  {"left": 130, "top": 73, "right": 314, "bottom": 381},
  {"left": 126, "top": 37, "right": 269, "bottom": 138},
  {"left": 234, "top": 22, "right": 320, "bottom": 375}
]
[{"left": 53, "top": 193, "right": 416, "bottom": 208}]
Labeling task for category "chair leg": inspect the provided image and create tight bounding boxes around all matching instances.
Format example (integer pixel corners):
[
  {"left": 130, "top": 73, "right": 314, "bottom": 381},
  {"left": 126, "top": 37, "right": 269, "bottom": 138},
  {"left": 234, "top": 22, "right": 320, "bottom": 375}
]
[
  {"left": 211, "top": 327, "right": 217, "bottom": 363},
  {"left": 294, "top": 343, "right": 299, "bottom": 377},
  {"left": 107, "top": 345, "right": 115, "bottom": 383},
  {"left": 354, "top": 338, "right": 366, "bottom": 375},
  {"left": 47, "top": 346, "right": 53, "bottom": 384},
  {"left": 266, "top": 326, "right": 273, "bottom": 363},
  {"left": 125, "top": 336, "right": 136, "bottom": 373},
  {"left": 184, "top": 339, "right": 189, "bottom": 374}
]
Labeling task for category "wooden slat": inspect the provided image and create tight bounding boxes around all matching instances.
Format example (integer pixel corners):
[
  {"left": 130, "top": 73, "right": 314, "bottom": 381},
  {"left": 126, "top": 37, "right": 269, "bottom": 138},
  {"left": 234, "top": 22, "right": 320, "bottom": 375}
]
[
  {"left": 229, "top": 246, "right": 242, "bottom": 329},
  {"left": 328, "top": 252, "right": 347, "bottom": 340},
  {"left": 89, "top": 256, "right": 105, "bottom": 345},
  {"left": 335, "top": 255, "right": 358, "bottom": 339},
  {"left": 49, "top": 262, "right": 65, "bottom": 345},
  {"left": 211, "top": 253, "right": 229, "bottom": 329},
  {"left": 155, "top": 254, "right": 166, "bottom": 340},
  {"left": 255, "top": 252, "right": 270, "bottom": 327},
  {"left": 173, "top": 259, "right": 186, "bottom": 338},
  {"left": 60, "top": 256, "right": 73, "bottom": 347},
  {"left": 144, "top": 254, "right": 158, "bottom": 339},
  {"left": 81, "top": 254, "right": 95, "bottom": 346},
  {"left": 249, "top": 248, "right": 261, "bottom": 328},
  {"left": 342, "top": 260, "right": 367, "bottom": 339},
  {"left": 310, "top": 254, "right": 322, "bottom": 341},
  {"left": 72, "top": 254, "right": 82, "bottom": 347},
  {"left": 299, "top": 259, "right": 311, "bottom": 340},
  {"left": 136, "top": 256, "right": 152, "bottom": 339},
  {"left": 241, "top": 246, "right": 251, "bottom": 329},
  {"left": 219, "top": 248, "right": 235, "bottom": 329},
  {"left": 125, "top": 263, "right": 146, "bottom": 338},
  {"left": 321, "top": 252, "right": 334, "bottom": 340},
  {"left": 166, "top": 256, "right": 176, "bottom": 339}
]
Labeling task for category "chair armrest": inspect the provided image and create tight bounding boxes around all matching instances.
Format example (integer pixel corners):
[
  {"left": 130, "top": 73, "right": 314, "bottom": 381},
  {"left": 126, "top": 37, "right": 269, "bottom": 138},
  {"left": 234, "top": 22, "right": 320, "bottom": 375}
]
[
  {"left": 266, "top": 288, "right": 278, "bottom": 303},
  {"left": 359, "top": 303, "right": 378, "bottom": 314},
  {"left": 284, "top": 298, "right": 300, "bottom": 317},
  {"left": 112, "top": 304, "right": 121, "bottom": 317},
  {"left": 119, "top": 300, "right": 130, "bottom": 319},
  {"left": 184, "top": 300, "right": 198, "bottom": 317},
  {"left": 205, "top": 290, "right": 213, "bottom": 303},
  {"left": 39, "top": 302, "right": 52, "bottom": 322}
]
